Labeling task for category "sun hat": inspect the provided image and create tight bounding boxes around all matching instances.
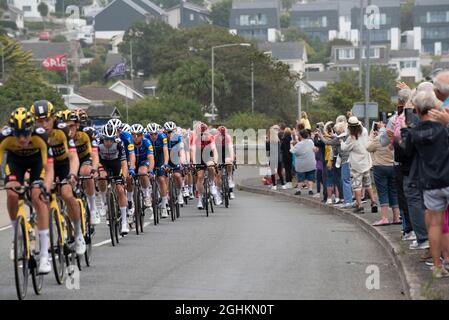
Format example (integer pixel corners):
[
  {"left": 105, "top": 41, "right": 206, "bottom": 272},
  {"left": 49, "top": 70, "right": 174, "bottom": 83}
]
[{"left": 348, "top": 116, "right": 361, "bottom": 127}]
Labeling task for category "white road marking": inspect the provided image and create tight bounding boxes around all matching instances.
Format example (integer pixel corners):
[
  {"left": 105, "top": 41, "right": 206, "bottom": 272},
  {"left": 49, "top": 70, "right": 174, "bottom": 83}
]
[
  {"left": 93, "top": 239, "right": 111, "bottom": 247},
  {"left": 0, "top": 225, "right": 11, "bottom": 232}
]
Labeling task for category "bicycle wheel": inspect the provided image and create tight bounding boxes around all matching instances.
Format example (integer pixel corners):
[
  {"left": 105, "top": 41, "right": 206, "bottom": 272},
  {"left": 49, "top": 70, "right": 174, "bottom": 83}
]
[
  {"left": 152, "top": 180, "right": 159, "bottom": 225},
  {"left": 49, "top": 208, "right": 65, "bottom": 284},
  {"left": 14, "top": 215, "right": 29, "bottom": 300},
  {"left": 223, "top": 173, "right": 230, "bottom": 209},
  {"left": 209, "top": 188, "right": 215, "bottom": 214},
  {"left": 204, "top": 179, "right": 209, "bottom": 217},
  {"left": 29, "top": 225, "right": 43, "bottom": 295},
  {"left": 64, "top": 215, "right": 77, "bottom": 273},
  {"left": 133, "top": 186, "right": 141, "bottom": 235},
  {"left": 169, "top": 178, "right": 176, "bottom": 222},
  {"left": 107, "top": 191, "right": 116, "bottom": 246},
  {"left": 113, "top": 194, "right": 120, "bottom": 243},
  {"left": 82, "top": 198, "right": 93, "bottom": 267},
  {"left": 138, "top": 189, "right": 145, "bottom": 233}
]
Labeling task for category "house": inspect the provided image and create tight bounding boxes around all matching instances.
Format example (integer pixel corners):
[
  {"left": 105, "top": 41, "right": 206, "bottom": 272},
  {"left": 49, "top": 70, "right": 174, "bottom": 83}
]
[
  {"left": 20, "top": 40, "right": 85, "bottom": 63},
  {"left": 109, "top": 79, "right": 158, "bottom": 99},
  {"left": 1, "top": 6, "right": 24, "bottom": 30},
  {"left": 258, "top": 41, "right": 307, "bottom": 74},
  {"left": 229, "top": 0, "right": 280, "bottom": 43},
  {"left": 166, "top": 1, "right": 210, "bottom": 29},
  {"left": 290, "top": 1, "right": 339, "bottom": 43},
  {"left": 329, "top": 44, "right": 390, "bottom": 72},
  {"left": 330, "top": 44, "right": 422, "bottom": 82},
  {"left": 93, "top": 0, "right": 167, "bottom": 40},
  {"left": 389, "top": 49, "right": 422, "bottom": 83},
  {"left": 7, "top": 0, "right": 55, "bottom": 18},
  {"left": 413, "top": 0, "right": 449, "bottom": 55},
  {"left": 290, "top": 0, "right": 401, "bottom": 50},
  {"left": 350, "top": 0, "right": 401, "bottom": 50},
  {"left": 77, "top": 86, "right": 127, "bottom": 105}
]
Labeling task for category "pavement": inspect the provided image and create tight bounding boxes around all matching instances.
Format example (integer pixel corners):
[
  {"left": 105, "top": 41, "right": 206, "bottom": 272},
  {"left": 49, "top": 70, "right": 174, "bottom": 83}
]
[
  {"left": 0, "top": 166, "right": 404, "bottom": 300},
  {"left": 238, "top": 168, "right": 449, "bottom": 300}
]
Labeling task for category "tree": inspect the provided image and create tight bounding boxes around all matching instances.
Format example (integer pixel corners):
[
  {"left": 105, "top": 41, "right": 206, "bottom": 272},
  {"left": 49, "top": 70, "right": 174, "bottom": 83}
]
[
  {"left": 225, "top": 112, "right": 274, "bottom": 130},
  {"left": 401, "top": 0, "right": 415, "bottom": 32},
  {"left": 210, "top": 0, "right": 232, "bottom": 28},
  {"left": 80, "top": 58, "right": 107, "bottom": 85},
  {"left": 116, "top": 95, "right": 205, "bottom": 128},
  {"left": 280, "top": 13, "right": 290, "bottom": 29},
  {"left": 38, "top": 2, "right": 48, "bottom": 30}
]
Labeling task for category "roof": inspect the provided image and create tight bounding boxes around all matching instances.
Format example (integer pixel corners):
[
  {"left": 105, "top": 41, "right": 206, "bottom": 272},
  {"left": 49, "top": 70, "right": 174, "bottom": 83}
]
[
  {"left": 86, "top": 105, "right": 122, "bottom": 118},
  {"left": 258, "top": 42, "right": 305, "bottom": 61},
  {"left": 167, "top": 1, "right": 210, "bottom": 14},
  {"left": 232, "top": 0, "right": 279, "bottom": 10},
  {"left": 121, "top": 79, "right": 158, "bottom": 87},
  {"left": 306, "top": 71, "right": 339, "bottom": 83},
  {"left": 291, "top": 1, "right": 339, "bottom": 12},
  {"left": 105, "top": 52, "right": 124, "bottom": 67},
  {"left": 415, "top": 0, "right": 449, "bottom": 5},
  {"left": 77, "top": 87, "right": 124, "bottom": 101},
  {"left": 389, "top": 49, "right": 420, "bottom": 59},
  {"left": 7, "top": 6, "right": 23, "bottom": 15},
  {"left": 95, "top": 0, "right": 166, "bottom": 18},
  {"left": 20, "top": 41, "right": 71, "bottom": 60},
  {"left": 292, "top": 0, "right": 399, "bottom": 14}
]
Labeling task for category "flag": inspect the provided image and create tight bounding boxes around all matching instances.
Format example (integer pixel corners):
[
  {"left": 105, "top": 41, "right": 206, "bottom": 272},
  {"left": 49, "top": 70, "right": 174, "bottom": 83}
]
[
  {"left": 42, "top": 54, "right": 67, "bottom": 71},
  {"left": 104, "top": 62, "right": 126, "bottom": 80}
]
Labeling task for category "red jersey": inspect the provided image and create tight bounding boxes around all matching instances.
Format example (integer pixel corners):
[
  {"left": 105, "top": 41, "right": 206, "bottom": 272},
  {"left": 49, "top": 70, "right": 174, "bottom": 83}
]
[
  {"left": 214, "top": 133, "right": 233, "bottom": 148},
  {"left": 190, "top": 132, "right": 215, "bottom": 149}
]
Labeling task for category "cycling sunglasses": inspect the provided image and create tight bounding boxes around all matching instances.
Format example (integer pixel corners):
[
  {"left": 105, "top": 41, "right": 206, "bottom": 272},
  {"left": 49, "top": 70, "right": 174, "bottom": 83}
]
[
  {"left": 14, "top": 130, "right": 32, "bottom": 138},
  {"left": 104, "top": 137, "right": 115, "bottom": 142},
  {"left": 132, "top": 133, "right": 143, "bottom": 137}
]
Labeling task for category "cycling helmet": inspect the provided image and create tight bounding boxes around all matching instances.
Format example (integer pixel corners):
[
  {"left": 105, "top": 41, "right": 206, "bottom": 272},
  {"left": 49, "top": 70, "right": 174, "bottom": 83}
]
[
  {"left": 102, "top": 123, "right": 116, "bottom": 138},
  {"left": 121, "top": 123, "right": 131, "bottom": 133},
  {"left": 60, "top": 110, "right": 79, "bottom": 122},
  {"left": 146, "top": 123, "right": 159, "bottom": 134},
  {"left": 76, "top": 109, "right": 89, "bottom": 124},
  {"left": 107, "top": 118, "right": 122, "bottom": 129},
  {"left": 218, "top": 125, "right": 226, "bottom": 135},
  {"left": 30, "top": 100, "right": 55, "bottom": 119},
  {"left": 130, "top": 124, "right": 144, "bottom": 134},
  {"left": 200, "top": 123, "right": 208, "bottom": 133},
  {"left": 9, "top": 107, "right": 34, "bottom": 131},
  {"left": 55, "top": 110, "right": 64, "bottom": 121},
  {"left": 164, "top": 121, "right": 177, "bottom": 132}
]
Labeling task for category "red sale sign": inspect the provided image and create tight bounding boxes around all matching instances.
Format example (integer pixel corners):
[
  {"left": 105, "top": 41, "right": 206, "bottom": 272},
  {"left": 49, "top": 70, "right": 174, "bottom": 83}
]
[{"left": 42, "top": 54, "right": 67, "bottom": 71}]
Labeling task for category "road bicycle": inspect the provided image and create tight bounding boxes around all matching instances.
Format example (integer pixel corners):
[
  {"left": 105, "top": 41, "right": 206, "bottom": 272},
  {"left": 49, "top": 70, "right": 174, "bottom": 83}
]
[
  {"left": 218, "top": 164, "right": 230, "bottom": 209},
  {"left": 166, "top": 168, "right": 180, "bottom": 221},
  {"left": 97, "top": 175, "right": 123, "bottom": 246}
]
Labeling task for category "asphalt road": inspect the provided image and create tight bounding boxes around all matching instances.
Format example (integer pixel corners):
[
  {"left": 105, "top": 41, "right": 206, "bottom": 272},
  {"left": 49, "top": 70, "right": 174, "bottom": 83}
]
[{"left": 0, "top": 167, "right": 404, "bottom": 300}]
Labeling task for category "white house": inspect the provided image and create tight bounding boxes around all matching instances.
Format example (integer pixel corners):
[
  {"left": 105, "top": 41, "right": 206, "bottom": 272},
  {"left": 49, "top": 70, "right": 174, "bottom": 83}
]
[
  {"left": 7, "top": 0, "right": 55, "bottom": 18},
  {"left": 389, "top": 49, "right": 422, "bottom": 83},
  {"left": 258, "top": 41, "right": 308, "bottom": 74}
]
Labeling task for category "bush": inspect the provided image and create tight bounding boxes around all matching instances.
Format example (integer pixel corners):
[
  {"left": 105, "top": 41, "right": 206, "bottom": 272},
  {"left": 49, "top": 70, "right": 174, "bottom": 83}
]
[
  {"left": 224, "top": 112, "right": 274, "bottom": 131},
  {"left": 50, "top": 34, "right": 67, "bottom": 42},
  {"left": 0, "top": 20, "right": 17, "bottom": 30}
]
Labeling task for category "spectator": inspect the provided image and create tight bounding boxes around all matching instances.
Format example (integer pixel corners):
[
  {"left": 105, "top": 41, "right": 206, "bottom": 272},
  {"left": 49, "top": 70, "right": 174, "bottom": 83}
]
[
  {"left": 298, "top": 111, "right": 312, "bottom": 131},
  {"left": 266, "top": 125, "right": 280, "bottom": 191},
  {"left": 280, "top": 126, "right": 293, "bottom": 189},
  {"left": 402, "top": 91, "right": 449, "bottom": 278},
  {"left": 433, "top": 70, "right": 449, "bottom": 108},
  {"left": 367, "top": 122, "right": 400, "bottom": 226},
  {"left": 290, "top": 129, "right": 316, "bottom": 196},
  {"left": 323, "top": 121, "right": 338, "bottom": 204},
  {"left": 313, "top": 123, "right": 328, "bottom": 201},
  {"left": 341, "top": 116, "right": 378, "bottom": 214},
  {"left": 318, "top": 121, "right": 352, "bottom": 208},
  {"left": 379, "top": 88, "right": 414, "bottom": 240}
]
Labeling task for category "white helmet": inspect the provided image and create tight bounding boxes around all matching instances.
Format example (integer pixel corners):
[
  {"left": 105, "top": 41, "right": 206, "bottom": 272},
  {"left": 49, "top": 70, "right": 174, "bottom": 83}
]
[
  {"left": 130, "top": 124, "right": 144, "bottom": 134},
  {"left": 107, "top": 118, "right": 122, "bottom": 129},
  {"left": 146, "top": 123, "right": 159, "bottom": 134},
  {"left": 102, "top": 123, "right": 116, "bottom": 138},
  {"left": 164, "top": 121, "right": 177, "bottom": 132},
  {"left": 121, "top": 123, "right": 131, "bottom": 133}
]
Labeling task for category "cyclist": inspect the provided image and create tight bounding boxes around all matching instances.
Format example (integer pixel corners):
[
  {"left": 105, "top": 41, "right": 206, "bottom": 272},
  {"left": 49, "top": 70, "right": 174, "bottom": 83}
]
[
  {"left": 181, "top": 128, "right": 194, "bottom": 200},
  {"left": 30, "top": 100, "right": 86, "bottom": 256},
  {"left": 0, "top": 108, "right": 54, "bottom": 274},
  {"left": 146, "top": 123, "right": 170, "bottom": 218},
  {"left": 129, "top": 124, "right": 155, "bottom": 214},
  {"left": 215, "top": 125, "right": 236, "bottom": 200},
  {"left": 164, "top": 121, "right": 187, "bottom": 206},
  {"left": 190, "top": 122, "right": 220, "bottom": 209},
  {"left": 97, "top": 124, "right": 130, "bottom": 235},
  {"left": 108, "top": 119, "right": 136, "bottom": 221},
  {"left": 61, "top": 110, "right": 101, "bottom": 225}
]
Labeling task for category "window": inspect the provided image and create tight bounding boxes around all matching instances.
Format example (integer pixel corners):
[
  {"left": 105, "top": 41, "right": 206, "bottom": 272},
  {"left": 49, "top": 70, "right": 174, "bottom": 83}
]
[
  {"left": 238, "top": 29, "right": 268, "bottom": 41},
  {"left": 190, "top": 13, "right": 194, "bottom": 21},
  {"left": 22, "top": 5, "right": 31, "bottom": 11},
  {"left": 365, "top": 29, "right": 390, "bottom": 42},
  {"left": 400, "top": 61, "right": 417, "bottom": 69},
  {"left": 297, "top": 16, "right": 328, "bottom": 28},
  {"left": 426, "top": 11, "right": 449, "bottom": 23},
  {"left": 361, "top": 47, "right": 380, "bottom": 59},
  {"left": 238, "top": 14, "right": 267, "bottom": 26},
  {"left": 338, "top": 48, "right": 354, "bottom": 60},
  {"left": 423, "top": 27, "right": 449, "bottom": 39}
]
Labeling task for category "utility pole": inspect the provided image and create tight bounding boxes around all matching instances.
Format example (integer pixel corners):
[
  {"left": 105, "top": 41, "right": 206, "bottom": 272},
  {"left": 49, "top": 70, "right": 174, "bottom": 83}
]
[
  {"left": 251, "top": 61, "right": 254, "bottom": 114},
  {"left": 358, "top": 0, "right": 363, "bottom": 89},
  {"left": 364, "top": 0, "right": 372, "bottom": 129}
]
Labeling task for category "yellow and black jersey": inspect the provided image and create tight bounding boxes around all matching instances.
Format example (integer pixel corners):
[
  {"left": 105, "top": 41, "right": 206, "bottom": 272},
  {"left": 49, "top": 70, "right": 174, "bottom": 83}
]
[
  {"left": 74, "top": 130, "right": 97, "bottom": 159},
  {"left": 0, "top": 126, "right": 53, "bottom": 165},
  {"left": 48, "top": 121, "right": 76, "bottom": 162}
]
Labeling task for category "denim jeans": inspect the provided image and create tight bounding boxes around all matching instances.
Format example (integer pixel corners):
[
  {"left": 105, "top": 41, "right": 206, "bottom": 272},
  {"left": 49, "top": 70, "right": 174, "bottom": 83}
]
[
  {"left": 373, "top": 166, "right": 399, "bottom": 208},
  {"left": 333, "top": 163, "right": 343, "bottom": 199},
  {"left": 403, "top": 175, "right": 428, "bottom": 244},
  {"left": 316, "top": 169, "right": 323, "bottom": 194},
  {"left": 341, "top": 162, "right": 353, "bottom": 204},
  {"left": 394, "top": 165, "right": 413, "bottom": 234}
]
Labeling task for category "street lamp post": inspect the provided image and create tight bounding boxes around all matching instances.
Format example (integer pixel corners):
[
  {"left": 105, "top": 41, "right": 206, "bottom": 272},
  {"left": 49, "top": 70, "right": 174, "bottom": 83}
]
[
  {"left": 211, "top": 43, "right": 250, "bottom": 122},
  {"left": 251, "top": 61, "right": 254, "bottom": 114},
  {"left": 296, "top": 72, "right": 304, "bottom": 120}
]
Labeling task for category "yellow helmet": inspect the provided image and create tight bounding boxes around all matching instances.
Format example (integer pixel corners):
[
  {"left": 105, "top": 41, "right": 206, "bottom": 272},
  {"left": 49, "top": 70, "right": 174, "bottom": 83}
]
[
  {"left": 60, "top": 110, "right": 79, "bottom": 122},
  {"left": 30, "top": 100, "right": 55, "bottom": 119},
  {"left": 9, "top": 107, "right": 34, "bottom": 131},
  {"left": 55, "top": 110, "right": 64, "bottom": 121}
]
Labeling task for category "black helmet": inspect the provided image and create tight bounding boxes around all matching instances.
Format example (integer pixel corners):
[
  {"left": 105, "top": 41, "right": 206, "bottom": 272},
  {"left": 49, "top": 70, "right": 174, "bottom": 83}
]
[{"left": 30, "top": 100, "right": 55, "bottom": 119}]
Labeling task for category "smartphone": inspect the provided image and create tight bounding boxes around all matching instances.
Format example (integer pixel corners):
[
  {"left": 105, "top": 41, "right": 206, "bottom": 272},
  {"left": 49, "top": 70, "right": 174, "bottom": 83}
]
[
  {"left": 371, "top": 121, "right": 378, "bottom": 132},
  {"left": 404, "top": 108, "right": 413, "bottom": 125},
  {"left": 378, "top": 112, "right": 387, "bottom": 124}
]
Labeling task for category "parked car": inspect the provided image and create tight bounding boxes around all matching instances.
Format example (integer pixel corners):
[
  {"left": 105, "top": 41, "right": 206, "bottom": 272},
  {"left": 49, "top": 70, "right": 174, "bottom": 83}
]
[{"left": 39, "top": 32, "right": 50, "bottom": 41}]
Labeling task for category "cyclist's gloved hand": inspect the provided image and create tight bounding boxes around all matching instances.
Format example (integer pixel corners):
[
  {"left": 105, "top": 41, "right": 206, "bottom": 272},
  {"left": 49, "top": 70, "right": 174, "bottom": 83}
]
[
  {"left": 129, "top": 168, "right": 136, "bottom": 177},
  {"left": 162, "top": 164, "right": 170, "bottom": 170},
  {"left": 176, "top": 164, "right": 183, "bottom": 171},
  {"left": 148, "top": 169, "right": 155, "bottom": 177}
]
